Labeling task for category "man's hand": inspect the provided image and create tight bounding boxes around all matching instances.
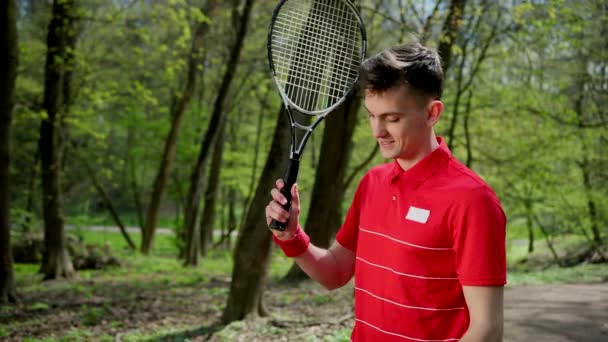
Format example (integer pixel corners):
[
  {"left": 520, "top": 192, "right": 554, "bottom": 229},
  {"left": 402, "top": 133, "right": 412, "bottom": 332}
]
[{"left": 265, "top": 179, "right": 301, "bottom": 240}]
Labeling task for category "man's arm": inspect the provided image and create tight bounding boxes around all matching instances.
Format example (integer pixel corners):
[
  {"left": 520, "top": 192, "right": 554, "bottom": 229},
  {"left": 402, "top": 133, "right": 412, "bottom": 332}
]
[
  {"left": 460, "top": 286, "right": 504, "bottom": 342},
  {"left": 292, "top": 240, "right": 355, "bottom": 290},
  {"left": 267, "top": 180, "right": 356, "bottom": 290}
]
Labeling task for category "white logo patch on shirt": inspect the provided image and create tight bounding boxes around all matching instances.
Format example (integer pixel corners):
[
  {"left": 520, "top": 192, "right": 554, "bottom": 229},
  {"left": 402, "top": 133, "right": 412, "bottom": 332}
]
[{"left": 405, "top": 206, "right": 430, "bottom": 224}]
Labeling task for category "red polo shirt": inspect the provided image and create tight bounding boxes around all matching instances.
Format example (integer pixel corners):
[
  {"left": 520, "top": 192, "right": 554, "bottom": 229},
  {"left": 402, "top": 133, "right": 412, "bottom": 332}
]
[{"left": 336, "top": 137, "right": 506, "bottom": 342}]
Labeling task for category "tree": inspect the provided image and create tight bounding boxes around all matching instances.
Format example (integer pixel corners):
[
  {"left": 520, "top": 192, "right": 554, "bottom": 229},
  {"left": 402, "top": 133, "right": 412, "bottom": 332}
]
[
  {"left": 283, "top": 94, "right": 362, "bottom": 282},
  {"left": 39, "top": 0, "right": 78, "bottom": 279},
  {"left": 0, "top": 0, "right": 19, "bottom": 304},
  {"left": 223, "top": 0, "right": 350, "bottom": 320},
  {"left": 182, "top": 0, "right": 255, "bottom": 265},
  {"left": 437, "top": 0, "right": 467, "bottom": 76},
  {"left": 141, "top": 1, "right": 217, "bottom": 254},
  {"left": 222, "top": 106, "right": 290, "bottom": 323},
  {"left": 444, "top": 0, "right": 504, "bottom": 151},
  {"left": 198, "top": 116, "right": 226, "bottom": 257}
]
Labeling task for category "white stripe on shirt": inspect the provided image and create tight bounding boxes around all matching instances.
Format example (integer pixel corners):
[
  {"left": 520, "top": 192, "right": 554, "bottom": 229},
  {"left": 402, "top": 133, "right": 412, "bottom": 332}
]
[
  {"left": 356, "top": 257, "right": 459, "bottom": 280},
  {"left": 355, "top": 287, "right": 465, "bottom": 311},
  {"left": 355, "top": 319, "right": 461, "bottom": 341},
  {"left": 359, "top": 227, "right": 453, "bottom": 251}
]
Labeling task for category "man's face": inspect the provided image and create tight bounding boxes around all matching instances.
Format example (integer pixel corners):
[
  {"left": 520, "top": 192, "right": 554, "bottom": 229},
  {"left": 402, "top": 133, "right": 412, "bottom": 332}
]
[{"left": 364, "top": 86, "right": 434, "bottom": 162}]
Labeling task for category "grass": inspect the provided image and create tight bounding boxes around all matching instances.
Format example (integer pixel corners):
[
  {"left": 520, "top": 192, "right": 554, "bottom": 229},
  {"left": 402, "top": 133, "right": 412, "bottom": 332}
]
[
  {"left": 71, "top": 228, "right": 177, "bottom": 256},
  {"left": 7, "top": 228, "right": 607, "bottom": 341},
  {"left": 508, "top": 264, "right": 608, "bottom": 285},
  {"left": 14, "top": 229, "right": 606, "bottom": 288},
  {"left": 67, "top": 213, "right": 178, "bottom": 232}
]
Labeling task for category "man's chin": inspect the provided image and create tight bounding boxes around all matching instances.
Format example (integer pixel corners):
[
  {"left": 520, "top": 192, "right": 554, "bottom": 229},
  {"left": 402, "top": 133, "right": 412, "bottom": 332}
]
[{"left": 379, "top": 149, "right": 397, "bottom": 159}]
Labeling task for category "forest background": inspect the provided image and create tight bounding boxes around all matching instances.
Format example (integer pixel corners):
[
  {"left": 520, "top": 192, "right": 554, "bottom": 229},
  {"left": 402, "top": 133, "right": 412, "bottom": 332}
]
[{"left": 0, "top": 0, "right": 606, "bottom": 341}]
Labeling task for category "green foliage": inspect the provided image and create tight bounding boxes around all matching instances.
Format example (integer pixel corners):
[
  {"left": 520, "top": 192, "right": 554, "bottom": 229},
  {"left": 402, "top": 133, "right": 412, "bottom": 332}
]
[
  {"left": 312, "top": 294, "right": 334, "bottom": 305},
  {"left": 0, "top": 326, "right": 7, "bottom": 338},
  {"left": 80, "top": 304, "right": 108, "bottom": 327},
  {"left": 60, "top": 328, "right": 95, "bottom": 341},
  {"left": 322, "top": 328, "right": 352, "bottom": 342},
  {"left": 27, "top": 302, "right": 50, "bottom": 312}
]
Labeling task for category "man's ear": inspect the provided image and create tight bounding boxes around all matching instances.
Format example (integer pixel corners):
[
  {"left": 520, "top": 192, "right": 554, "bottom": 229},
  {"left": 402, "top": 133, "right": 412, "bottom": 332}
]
[{"left": 426, "top": 100, "right": 443, "bottom": 127}]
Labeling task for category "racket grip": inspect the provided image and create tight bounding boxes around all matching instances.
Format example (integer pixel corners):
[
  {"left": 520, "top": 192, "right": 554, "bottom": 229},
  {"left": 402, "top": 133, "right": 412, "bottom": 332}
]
[{"left": 269, "top": 158, "right": 300, "bottom": 231}]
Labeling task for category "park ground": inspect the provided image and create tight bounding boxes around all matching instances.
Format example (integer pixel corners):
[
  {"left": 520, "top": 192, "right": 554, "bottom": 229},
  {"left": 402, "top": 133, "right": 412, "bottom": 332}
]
[{"left": 1, "top": 229, "right": 607, "bottom": 341}]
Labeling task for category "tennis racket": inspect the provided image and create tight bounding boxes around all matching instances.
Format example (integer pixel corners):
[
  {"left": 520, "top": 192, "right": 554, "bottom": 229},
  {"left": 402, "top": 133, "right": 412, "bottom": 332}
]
[{"left": 267, "top": 0, "right": 367, "bottom": 231}]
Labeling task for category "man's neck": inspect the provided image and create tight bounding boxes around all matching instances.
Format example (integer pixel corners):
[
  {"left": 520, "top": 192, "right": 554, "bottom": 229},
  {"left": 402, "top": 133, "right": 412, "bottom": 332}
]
[{"left": 396, "top": 135, "right": 439, "bottom": 171}]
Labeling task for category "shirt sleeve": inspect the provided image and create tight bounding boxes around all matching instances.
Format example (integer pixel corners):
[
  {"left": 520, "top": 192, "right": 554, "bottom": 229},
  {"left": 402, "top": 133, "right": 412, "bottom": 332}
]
[
  {"left": 335, "top": 175, "right": 367, "bottom": 252},
  {"left": 450, "top": 186, "right": 507, "bottom": 286}
]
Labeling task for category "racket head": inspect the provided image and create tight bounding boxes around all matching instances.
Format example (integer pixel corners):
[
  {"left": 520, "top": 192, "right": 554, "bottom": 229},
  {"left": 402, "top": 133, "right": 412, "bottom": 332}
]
[{"left": 267, "top": 0, "right": 367, "bottom": 116}]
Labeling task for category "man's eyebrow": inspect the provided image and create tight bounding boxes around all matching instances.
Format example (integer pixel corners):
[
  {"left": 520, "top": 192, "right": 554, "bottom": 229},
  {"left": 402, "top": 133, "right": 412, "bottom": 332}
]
[{"left": 364, "top": 108, "right": 404, "bottom": 117}]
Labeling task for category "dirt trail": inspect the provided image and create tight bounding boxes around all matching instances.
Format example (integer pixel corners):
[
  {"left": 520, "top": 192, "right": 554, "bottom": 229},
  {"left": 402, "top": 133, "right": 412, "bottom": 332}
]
[{"left": 504, "top": 283, "right": 608, "bottom": 342}]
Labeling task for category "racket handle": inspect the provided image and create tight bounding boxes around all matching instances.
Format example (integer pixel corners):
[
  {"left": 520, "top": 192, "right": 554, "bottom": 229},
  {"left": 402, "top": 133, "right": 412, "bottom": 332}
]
[{"left": 269, "top": 158, "right": 300, "bottom": 231}]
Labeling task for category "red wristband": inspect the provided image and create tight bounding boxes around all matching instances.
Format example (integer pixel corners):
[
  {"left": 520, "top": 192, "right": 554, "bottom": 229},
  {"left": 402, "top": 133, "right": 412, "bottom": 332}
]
[{"left": 272, "top": 225, "right": 310, "bottom": 257}]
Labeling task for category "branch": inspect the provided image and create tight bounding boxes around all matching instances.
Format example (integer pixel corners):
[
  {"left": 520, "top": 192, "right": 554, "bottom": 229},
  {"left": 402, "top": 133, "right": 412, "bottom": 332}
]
[
  {"left": 526, "top": 106, "right": 607, "bottom": 129},
  {"left": 343, "top": 144, "right": 379, "bottom": 190},
  {"left": 76, "top": 154, "right": 137, "bottom": 251},
  {"left": 420, "top": 0, "right": 443, "bottom": 44}
]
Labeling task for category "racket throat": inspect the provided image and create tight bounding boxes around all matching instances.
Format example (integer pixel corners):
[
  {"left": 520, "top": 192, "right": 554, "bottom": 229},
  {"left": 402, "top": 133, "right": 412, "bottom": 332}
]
[{"left": 289, "top": 120, "right": 319, "bottom": 156}]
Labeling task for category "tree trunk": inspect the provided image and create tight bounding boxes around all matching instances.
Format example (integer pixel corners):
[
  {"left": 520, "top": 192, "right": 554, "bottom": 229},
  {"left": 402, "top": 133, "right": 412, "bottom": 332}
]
[
  {"left": 141, "top": 2, "right": 217, "bottom": 254},
  {"left": 39, "top": 0, "right": 78, "bottom": 280},
  {"left": 223, "top": 0, "right": 348, "bottom": 322},
  {"left": 445, "top": 3, "right": 498, "bottom": 150},
  {"left": 463, "top": 89, "right": 473, "bottom": 167},
  {"left": 197, "top": 117, "right": 227, "bottom": 258},
  {"left": 524, "top": 199, "right": 534, "bottom": 253},
  {"left": 181, "top": 0, "right": 255, "bottom": 259},
  {"left": 0, "top": 0, "right": 19, "bottom": 304},
  {"left": 23, "top": 148, "right": 39, "bottom": 234},
  {"left": 446, "top": 28, "right": 468, "bottom": 150},
  {"left": 213, "top": 186, "right": 237, "bottom": 250},
  {"left": 574, "top": 86, "right": 603, "bottom": 247},
  {"left": 437, "top": 0, "right": 467, "bottom": 76},
  {"left": 222, "top": 106, "right": 290, "bottom": 324},
  {"left": 580, "top": 159, "right": 602, "bottom": 246},
  {"left": 344, "top": 144, "right": 379, "bottom": 191},
  {"left": 284, "top": 95, "right": 362, "bottom": 282},
  {"left": 127, "top": 124, "right": 144, "bottom": 230},
  {"left": 226, "top": 186, "right": 238, "bottom": 248},
  {"left": 80, "top": 157, "right": 136, "bottom": 251},
  {"left": 243, "top": 90, "right": 270, "bottom": 216},
  {"left": 533, "top": 215, "right": 562, "bottom": 267},
  {"left": 282, "top": 1, "right": 364, "bottom": 281}
]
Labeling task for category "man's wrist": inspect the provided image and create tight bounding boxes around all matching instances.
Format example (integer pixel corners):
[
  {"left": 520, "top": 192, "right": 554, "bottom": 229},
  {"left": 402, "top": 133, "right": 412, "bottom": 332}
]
[
  {"left": 273, "top": 229, "right": 296, "bottom": 241},
  {"left": 272, "top": 224, "right": 310, "bottom": 257}
]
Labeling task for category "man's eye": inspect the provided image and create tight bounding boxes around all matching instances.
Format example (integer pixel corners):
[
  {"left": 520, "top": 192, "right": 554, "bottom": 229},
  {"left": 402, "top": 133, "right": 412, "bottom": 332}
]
[{"left": 386, "top": 116, "right": 399, "bottom": 122}]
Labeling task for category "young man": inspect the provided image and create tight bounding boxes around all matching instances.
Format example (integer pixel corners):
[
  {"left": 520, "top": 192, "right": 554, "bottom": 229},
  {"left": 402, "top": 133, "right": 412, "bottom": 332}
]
[{"left": 266, "top": 42, "right": 506, "bottom": 342}]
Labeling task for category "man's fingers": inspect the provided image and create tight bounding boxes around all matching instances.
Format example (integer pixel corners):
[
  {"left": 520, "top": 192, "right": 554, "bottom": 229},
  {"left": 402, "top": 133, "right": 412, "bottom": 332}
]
[
  {"left": 270, "top": 188, "right": 287, "bottom": 205},
  {"left": 290, "top": 183, "right": 300, "bottom": 210},
  {"left": 267, "top": 201, "right": 290, "bottom": 222},
  {"left": 265, "top": 203, "right": 275, "bottom": 225},
  {"left": 275, "top": 179, "right": 284, "bottom": 190}
]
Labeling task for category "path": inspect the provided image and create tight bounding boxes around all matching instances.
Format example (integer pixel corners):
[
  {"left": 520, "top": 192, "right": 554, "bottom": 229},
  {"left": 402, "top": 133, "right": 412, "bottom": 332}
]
[{"left": 504, "top": 283, "right": 608, "bottom": 342}]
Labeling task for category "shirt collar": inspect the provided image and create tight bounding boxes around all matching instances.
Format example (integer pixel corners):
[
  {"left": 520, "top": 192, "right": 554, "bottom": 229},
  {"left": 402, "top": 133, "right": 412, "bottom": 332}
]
[{"left": 388, "top": 137, "right": 452, "bottom": 189}]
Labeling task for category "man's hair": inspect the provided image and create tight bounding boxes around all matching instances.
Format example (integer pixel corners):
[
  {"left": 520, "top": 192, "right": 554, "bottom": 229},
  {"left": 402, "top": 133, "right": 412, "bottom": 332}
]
[{"left": 361, "top": 41, "right": 443, "bottom": 99}]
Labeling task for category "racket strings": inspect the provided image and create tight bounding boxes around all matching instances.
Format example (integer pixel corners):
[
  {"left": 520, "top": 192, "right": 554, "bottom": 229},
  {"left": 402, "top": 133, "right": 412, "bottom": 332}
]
[
  {"left": 288, "top": 0, "right": 357, "bottom": 103},
  {"left": 271, "top": 0, "right": 363, "bottom": 113}
]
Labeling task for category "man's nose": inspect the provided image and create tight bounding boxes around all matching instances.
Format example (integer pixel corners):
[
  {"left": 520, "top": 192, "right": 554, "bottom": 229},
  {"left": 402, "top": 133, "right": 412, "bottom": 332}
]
[{"left": 371, "top": 119, "right": 387, "bottom": 138}]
